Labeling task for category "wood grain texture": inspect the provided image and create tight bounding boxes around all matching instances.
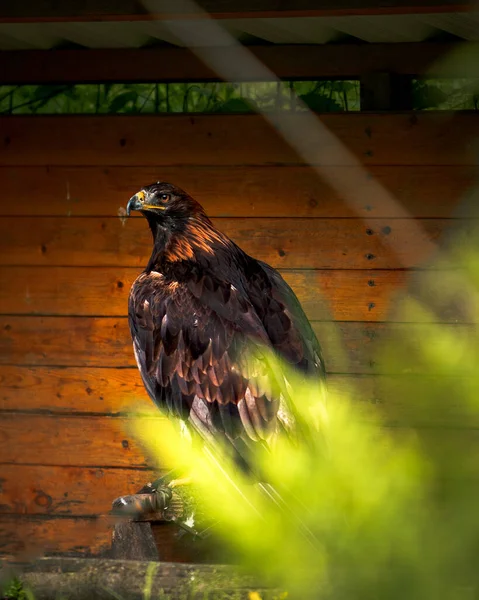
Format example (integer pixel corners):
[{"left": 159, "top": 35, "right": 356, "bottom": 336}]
[
  {"left": 1, "top": 114, "right": 477, "bottom": 167},
  {"left": 0, "top": 373, "right": 473, "bottom": 523},
  {"left": 1, "top": 165, "right": 475, "bottom": 218},
  {"left": 0, "top": 216, "right": 459, "bottom": 269},
  {"left": 0, "top": 412, "right": 478, "bottom": 469},
  {"left": 0, "top": 368, "right": 365, "bottom": 416},
  {"left": 0, "top": 464, "right": 157, "bottom": 516},
  {"left": 0, "top": 367, "right": 361, "bottom": 415},
  {"left": 0, "top": 365, "right": 404, "bottom": 416},
  {"left": 1, "top": 265, "right": 469, "bottom": 323},
  {"left": 0, "top": 315, "right": 474, "bottom": 375},
  {"left": 0, "top": 266, "right": 412, "bottom": 322},
  {"left": 1, "top": 366, "right": 477, "bottom": 429},
  {"left": 0, "top": 515, "right": 111, "bottom": 558},
  {"left": 0, "top": 414, "right": 162, "bottom": 468},
  {"left": 0, "top": 366, "right": 148, "bottom": 415}
]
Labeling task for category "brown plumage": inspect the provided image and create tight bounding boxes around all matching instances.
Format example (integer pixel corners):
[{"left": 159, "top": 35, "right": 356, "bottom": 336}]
[{"left": 126, "top": 182, "right": 325, "bottom": 468}]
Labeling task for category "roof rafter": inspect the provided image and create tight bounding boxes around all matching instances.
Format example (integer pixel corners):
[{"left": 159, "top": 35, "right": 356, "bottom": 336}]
[
  {"left": 0, "top": 0, "right": 472, "bottom": 23},
  {"left": 0, "top": 43, "right": 475, "bottom": 84}
]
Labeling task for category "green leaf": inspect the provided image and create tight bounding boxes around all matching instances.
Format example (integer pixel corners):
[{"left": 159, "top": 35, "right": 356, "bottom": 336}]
[
  {"left": 108, "top": 90, "right": 138, "bottom": 113},
  {"left": 3, "top": 577, "right": 30, "bottom": 600},
  {"left": 413, "top": 82, "right": 448, "bottom": 109},
  {"left": 299, "top": 92, "right": 343, "bottom": 112},
  {"left": 214, "top": 97, "right": 255, "bottom": 113},
  {"left": 338, "top": 81, "right": 357, "bottom": 92},
  {"left": 33, "top": 84, "right": 67, "bottom": 100}
]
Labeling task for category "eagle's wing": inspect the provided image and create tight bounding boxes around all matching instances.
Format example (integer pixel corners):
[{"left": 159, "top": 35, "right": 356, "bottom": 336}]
[
  {"left": 254, "top": 260, "right": 326, "bottom": 379},
  {"left": 128, "top": 256, "right": 325, "bottom": 461},
  {"left": 128, "top": 271, "right": 279, "bottom": 457}
]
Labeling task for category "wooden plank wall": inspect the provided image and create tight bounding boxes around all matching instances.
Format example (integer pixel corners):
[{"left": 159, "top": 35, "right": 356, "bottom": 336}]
[{"left": 0, "top": 112, "right": 478, "bottom": 558}]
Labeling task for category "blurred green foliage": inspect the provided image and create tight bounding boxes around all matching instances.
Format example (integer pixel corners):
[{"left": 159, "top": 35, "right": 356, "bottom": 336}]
[
  {"left": 1, "top": 577, "right": 33, "bottom": 600},
  {"left": 130, "top": 238, "right": 479, "bottom": 599},
  {"left": 1, "top": 78, "right": 478, "bottom": 114},
  {"left": 412, "top": 78, "right": 479, "bottom": 110},
  {"left": 0, "top": 81, "right": 359, "bottom": 114}
]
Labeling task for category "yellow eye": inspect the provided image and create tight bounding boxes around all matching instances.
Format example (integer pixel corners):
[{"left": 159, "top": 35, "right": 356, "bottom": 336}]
[{"left": 159, "top": 193, "right": 170, "bottom": 202}]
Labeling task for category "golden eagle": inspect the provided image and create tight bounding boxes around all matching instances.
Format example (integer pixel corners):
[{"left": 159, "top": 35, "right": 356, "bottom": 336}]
[{"left": 126, "top": 182, "right": 325, "bottom": 473}]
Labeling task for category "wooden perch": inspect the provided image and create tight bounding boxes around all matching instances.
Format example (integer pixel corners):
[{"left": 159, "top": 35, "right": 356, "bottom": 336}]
[
  {"left": 109, "top": 487, "right": 221, "bottom": 563},
  {"left": 6, "top": 557, "right": 274, "bottom": 600}
]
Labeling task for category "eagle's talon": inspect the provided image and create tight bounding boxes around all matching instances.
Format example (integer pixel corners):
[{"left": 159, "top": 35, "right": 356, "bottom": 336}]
[
  {"left": 136, "top": 481, "right": 156, "bottom": 494},
  {"left": 111, "top": 492, "right": 156, "bottom": 516},
  {"left": 110, "top": 488, "right": 173, "bottom": 517},
  {"left": 155, "top": 485, "right": 173, "bottom": 511}
]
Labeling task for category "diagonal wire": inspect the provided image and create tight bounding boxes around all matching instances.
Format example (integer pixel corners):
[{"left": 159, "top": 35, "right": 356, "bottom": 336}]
[
  {"left": 145, "top": 3, "right": 445, "bottom": 242},
  {"left": 140, "top": 0, "right": 445, "bottom": 269},
  {"left": 142, "top": 0, "right": 479, "bottom": 307}
]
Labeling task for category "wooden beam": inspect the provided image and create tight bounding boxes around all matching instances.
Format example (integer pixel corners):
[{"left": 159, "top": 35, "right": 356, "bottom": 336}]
[
  {"left": 0, "top": 43, "right": 475, "bottom": 83},
  {"left": 0, "top": 216, "right": 458, "bottom": 270},
  {"left": 1, "top": 265, "right": 475, "bottom": 325},
  {"left": 0, "top": 370, "right": 477, "bottom": 428},
  {"left": 0, "top": 267, "right": 413, "bottom": 322},
  {"left": 1, "top": 114, "right": 477, "bottom": 167},
  {"left": 0, "top": 315, "right": 473, "bottom": 375},
  {"left": 0, "top": 1, "right": 471, "bottom": 23},
  {"left": 0, "top": 165, "right": 474, "bottom": 219}
]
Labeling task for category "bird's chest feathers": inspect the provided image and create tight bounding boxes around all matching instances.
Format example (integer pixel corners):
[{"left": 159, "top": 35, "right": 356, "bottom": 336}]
[
  {"left": 132, "top": 271, "right": 182, "bottom": 303},
  {"left": 131, "top": 271, "right": 204, "bottom": 329}
]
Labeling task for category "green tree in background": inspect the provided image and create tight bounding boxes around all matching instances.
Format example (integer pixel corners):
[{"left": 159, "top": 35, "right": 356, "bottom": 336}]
[
  {"left": 1, "top": 78, "right": 477, "bottom": 114},
  {"left": 0, "top": 81, "right": 360, "bottom": 114}
]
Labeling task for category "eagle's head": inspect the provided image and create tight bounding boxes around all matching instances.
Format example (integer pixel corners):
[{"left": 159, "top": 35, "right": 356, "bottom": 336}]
[
  {"left": 127, "top": 182, "right": 205, "bottom": 223},
  {"left": 127, "top": 182, "right": 227, "bottom": 263}
]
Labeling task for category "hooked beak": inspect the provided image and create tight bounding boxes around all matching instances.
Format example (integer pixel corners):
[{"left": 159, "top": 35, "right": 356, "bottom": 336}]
[{"left": 126, "top": 191, "right": 145, "bottom": 216}]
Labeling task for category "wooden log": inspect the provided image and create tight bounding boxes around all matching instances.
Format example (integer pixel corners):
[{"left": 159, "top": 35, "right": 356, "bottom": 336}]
[
  {"left": 1, "top": 114, "right": 477, "bottom": 167},
  {"left": 1, "top": 165, "right": 475, "bottom": 218},
  {"left": 0, "top": 216, "right": 461, "bottom": 269},
  {"left": 15, "top": 558, "right": 265, "bottom": 600},
  {"left": 0, "top": 316, "right": 475, "bottom": 374},
  {"left": 0, "top": 266, "right": 412, "bottom": 322}
]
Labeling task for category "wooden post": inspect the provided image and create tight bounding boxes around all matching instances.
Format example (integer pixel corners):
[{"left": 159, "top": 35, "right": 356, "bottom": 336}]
[
  {"left": 360, "top": 73, "right": 414, "bottom": 110},
  {"left": 110, "top": 521, "right": 159, "bottom": 561}
]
